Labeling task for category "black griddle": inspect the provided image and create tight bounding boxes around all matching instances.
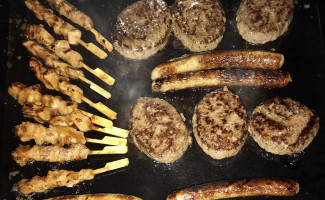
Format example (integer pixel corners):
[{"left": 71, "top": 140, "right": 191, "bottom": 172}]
[{"left": 1, "top": 0, "right": 325, "bottom": 199}]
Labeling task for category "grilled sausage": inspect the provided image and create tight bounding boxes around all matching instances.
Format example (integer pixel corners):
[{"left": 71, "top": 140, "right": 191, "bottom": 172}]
[
  {"left": 45, "top": 193, "right": 143, "bottom": 200},
  {"left": 167, "top": 177, "right": 299, "bottom": 200},
  {"left": 151, "top": 50, "right": 284, "bottom": 80},
  {"left": 152, "top": 69, "right": 291, "bottom": 92}
]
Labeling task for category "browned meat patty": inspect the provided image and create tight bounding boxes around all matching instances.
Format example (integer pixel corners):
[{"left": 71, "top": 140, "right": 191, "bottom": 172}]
[
  {"left": 112, "top": 0, "right": 172, "bottom": 59},
  {"left": 193, "top": 87, "right": 248, "bottom": 159},
  {"left": 129, "top": 97, "right": 190, "bottom": 163},
  {"left": 236, "top": 0, "right": 294, "bottom": 44},
  {"left": 173, "top": 0, "right": 226, "bottom": 52},
  {"left": 249, "top": 97, "right": 319, "bottom": 155}
]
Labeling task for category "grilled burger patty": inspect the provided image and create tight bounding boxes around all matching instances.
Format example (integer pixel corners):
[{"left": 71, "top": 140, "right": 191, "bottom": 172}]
[
  {"left": 193, "top": 87, "right": 248, "bottom": 159},
  {"left": 173, "top": 0, "right": 226, "bottom": 52},
  {"left": 236, "top": 0, "right": 294, "bottom": 44},
  {"left": 249, "top": 97, "right": 319, "bottom": 155},
  {"left": 112, "top": 0, "right": 172, "bottom": 59},
  {"left": 129, "top": 97, "right": 189, "bottom": 163}
]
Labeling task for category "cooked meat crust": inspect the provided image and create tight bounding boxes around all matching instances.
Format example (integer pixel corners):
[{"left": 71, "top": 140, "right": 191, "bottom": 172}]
[
  {"left": 173, "top": 0, "right": 226, "bottom": 52},
  {"left": 193, "top": 87, "right": 248, "bottom": 159},
  {"left": 249, "top": 97, "right": 319, "bottom": 155},
  {"left": 167, "top": 177, "right": 299, "bottom": 200},
  {"left": 112, "top": 0, "right": 172, "bottom": 59},
  {"left": 236, "top": 0, "right": 294, "bottom": 44},
  {"left": 45, "top": 193, "right": 143, "bottom": 200},
  {"left": 129, "top": 97, "right": 189, "bottom": 163}
]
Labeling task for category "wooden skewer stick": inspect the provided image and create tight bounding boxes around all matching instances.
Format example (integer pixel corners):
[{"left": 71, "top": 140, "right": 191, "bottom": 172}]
[
  {"left": 80, "top": 62, "right": 115, "bottom": 86},
  {"left": 90, "top": 28, "right": 113, "bottom": 52},
  {"left": 78, "top": 76, "right": 111, "bottom": 99},
  {"left": 82, "top": 97, "right": 117, "bottom": 119},
  {"left": 79, "top": 110, "right": 113, "bottom": 128},
  {"left": 86, "top": 136, "right": 127, "bottom": 146},
  {"left": 93, "top": 126, "right": 129, "bottom": 138},
  {"left": 77, "top": 39, "right": 107, "bottom": 59},
  {"left": 93, "top": 158, "right": 129, "bottom": 175},
  {"left": 89, "top": 146, "right": 128, "bottom": 155}
]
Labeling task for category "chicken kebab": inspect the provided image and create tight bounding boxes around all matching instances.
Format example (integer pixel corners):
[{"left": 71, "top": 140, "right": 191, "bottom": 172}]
[
  {"left": 18, "top": 158, "right": 129, "bottom": 195},
  {"left": 25, "top": 24, "right": 115, "bottom": 86},
  {"left": 24, "top": 0, "right": 107, "bottom": 59},
  {"left": 46, "top": 0, "right": 113, "bottom": 52}
]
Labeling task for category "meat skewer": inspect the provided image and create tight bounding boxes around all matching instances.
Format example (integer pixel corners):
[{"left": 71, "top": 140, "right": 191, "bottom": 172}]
[
  {"left": 8, "top": 82, "right": 129, "bottom": 138},
  {"left": 18, "top": 158, "right": 129, "bottom": 195},
  {"left": 29, "top": 57, "right": 117, "bottom": 119},
  {"left": 12, "top": 144, "right": 128, "bottom": 166},
  {"left": 15, "top": 121, "right": 127, "bottom": 146},
  {"left": 23, "top": 40, "right": 111, "bottom": 99},
  {"left": 152, "top": 69, "right": 292, "bottom": 92},
  {"left": 25, "top": 24, "right": 115, "bottom": 86},
  {"left": 46, "top": 0, "right": 113, "bottom": 52},
  {"left": 24, "top": 0, "right": 107, "bottom": 59}
]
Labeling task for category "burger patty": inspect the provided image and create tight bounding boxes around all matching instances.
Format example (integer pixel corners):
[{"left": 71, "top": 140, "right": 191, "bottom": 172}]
[
  {"left": 129, "top": 97, "right": 189, "bottom": 163},
  {"left": 173, "top": 0, "right": 226, "bottom": 52},
  {"left": 112, "top": 0, "right": 172, "bottom": 59},
  {"left": 193, "top": 87, "right": 248, "bottom": 159},
  {"left": 249, "top": 97, "right": 319, "bottom": 155},
  {"left": 236, "top": 0, "right": 294, "bottom": 44}
]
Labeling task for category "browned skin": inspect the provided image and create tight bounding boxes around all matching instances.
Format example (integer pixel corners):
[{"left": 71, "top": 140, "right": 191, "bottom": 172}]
[
  {"left": 167, "top": 177, "right": 299, "bottom": 200},
  {"left": 45, "top": 193, "right": 143, "bottom": 200},
  {"left": 15, "top": 121, "right": 86, "bottom": 145},
  {"left": 19, "top": 168, "right": 94, "bottom": 195},
  {"left": 151, "top": 50, "right": 284, "bottom": 80},
  {"left": 50, "top": 110, "right": 94, "bottom": 132},
  {"left": 152, "top": 69, "right": 291, "bottom": 92},
  {"left": 130, "top": 97, "right": 189, "bottom": 163},
  {"left": 249, "top": 97, "right": 320, "bottom": 155},
  {"left": 12, "top": 143, "right": 90, "bottom": 166}
]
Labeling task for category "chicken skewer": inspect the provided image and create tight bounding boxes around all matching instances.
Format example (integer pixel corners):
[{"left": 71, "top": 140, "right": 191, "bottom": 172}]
[
  {"left": 29, "top": 57, "right": 117, "bottom": 119},
  {"left": 24, "top": 0, "right": 107, "bottom": 59},
  {"left": 18, "top": 158, "right": 129, "bottom": 195},
  {"left": 46, "top": 0, "right": 113, "bottom": 52},
  {"left": 12, "top": 143, "right": 128, "bottom": 166},
  {"left": 8, "top": 82, "right": 128, "bottom": 138},
  {"left": 15, "top": 121, "right": 127, "bottom": 146},
  {"left": 25, "top": 24, "right": 115, "bottom": 86},
  {"left": 23, "top": 40, "right": 111, "bottom": 99}
]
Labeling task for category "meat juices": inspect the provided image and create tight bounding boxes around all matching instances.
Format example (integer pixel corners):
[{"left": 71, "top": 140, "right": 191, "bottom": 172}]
[
  {"left": 236, "top": 0, "right": 294, "bottom": 44},
  {"left": 249, "top": 97, "right": 319, "bottom": 155},
  {"left": 129, "top": 97, "right": 190, "bottom": 163},
  {"left": 193, "top": 87, "right": 248, "bottom": 159},
  {"left": 112, "top": 0, "right": 172, "bottom": 59}
]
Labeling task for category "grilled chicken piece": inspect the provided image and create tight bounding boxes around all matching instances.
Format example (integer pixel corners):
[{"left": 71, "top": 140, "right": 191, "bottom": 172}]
[
  {"left": 167, "top": 177, "right": 299, "bottom": 200},
  {"left": 50, "top": 110, "right": 94, "bottom": 132},
  {"left": 12, "top": 143, "right": 90, "bottom": 166},
  {"left": 130, "top": 97, "right": 190, "bottom": 163},
  {"left": 15, "top": 121, "right": 85, "bottom": 145},
  {"left": 152, "top": 69, "right": 291, "bottom": 92},
  {"left": 249, "top": 97, "right": 319, "bottom": 155},
  {"left": 112, "top": 0, "right": 172, "bottom": 59}
]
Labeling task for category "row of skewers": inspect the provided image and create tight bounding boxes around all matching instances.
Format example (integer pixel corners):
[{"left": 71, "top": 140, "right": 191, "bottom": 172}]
[{"left": 9, "top": 0, "right": 131, "bottom": 196}]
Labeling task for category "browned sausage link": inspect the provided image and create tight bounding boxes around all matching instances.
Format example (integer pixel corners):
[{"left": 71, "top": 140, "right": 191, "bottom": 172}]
[
  {"left": 151, "top": 50, "right": 284, "bottom": 80},
  {"left": 167, "top": 178, "right": 299, "bottom": 200},
  {"left": 152, "top": 69, "right": 291, "bottom": 92},
  {"left": 44, "top": 193, "right": 143, "bottom": 200}
]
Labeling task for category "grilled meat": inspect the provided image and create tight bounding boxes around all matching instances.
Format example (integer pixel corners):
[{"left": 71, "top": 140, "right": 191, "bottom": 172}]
[{"left": 45, "top": 193, "right": 143, "bottom": 200}]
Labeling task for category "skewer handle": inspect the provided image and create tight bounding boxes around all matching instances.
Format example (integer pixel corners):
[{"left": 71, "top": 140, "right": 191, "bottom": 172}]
[
  {"left": 93, "top": 158, "right": 129, "bottom": 175},
  {"left": 93, "top": 126, "right": 129, "bottom": 138},
  {"left": 77, "top": 39, "right": 107, "bottom": 59},
  {"left": 82, "top": 97, "right": 117, "bottom": 119},
  {"left": 79, "top": 110, "right": 113, "bottom": 128},
  {"left": 86, "top": 136, "right": 127, "bottom": 146},
  {"left": 90, "top": 28, "right": 113, "bottom": 52},
  {"left": 81, "top": 63, "right": 115, "bottom": 85},
  {"left": 89, "top": 146, "right": 128, "bottom": 155},
  {"left": 79, "top": 76, "right": 111, "bottom": 99}
]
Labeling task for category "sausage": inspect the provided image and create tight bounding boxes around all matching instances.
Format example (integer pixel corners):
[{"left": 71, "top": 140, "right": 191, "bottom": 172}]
[
  {"left": 151, "top": 50, "right": 284, "bottom": 80},
  {"left": 167, "top": 177, "right": 299, "bottom": 200},
  {"left": 152, "top": 69, "right": 291, "bottom": 92},
  {"left": 45, "top": 193, "right": 143, "bottom": 200}
]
